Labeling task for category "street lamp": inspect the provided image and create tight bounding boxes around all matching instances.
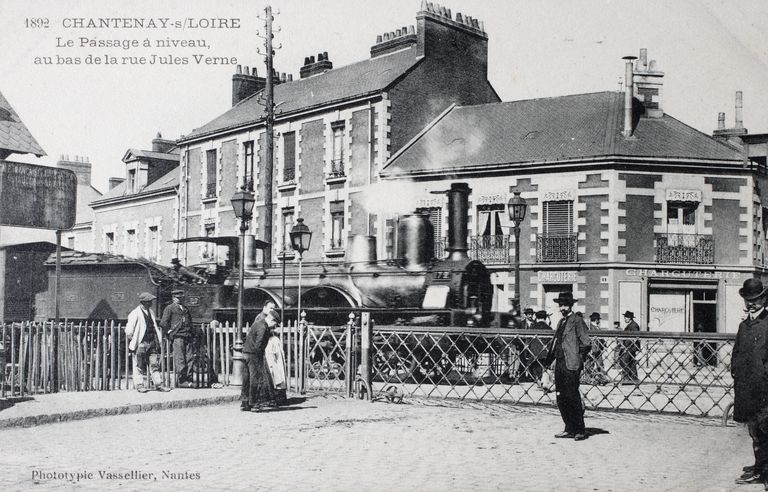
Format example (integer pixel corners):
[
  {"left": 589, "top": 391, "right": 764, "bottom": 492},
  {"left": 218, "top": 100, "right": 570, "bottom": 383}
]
[
  {"left": 230, "top": 187, "right": 255, "bottom": 386},
  {"left": 290, "top": 218, "right": 312, "bottom": 394},
  {"left": 507, "top": 191, "right": 528, "bottom": 316}
]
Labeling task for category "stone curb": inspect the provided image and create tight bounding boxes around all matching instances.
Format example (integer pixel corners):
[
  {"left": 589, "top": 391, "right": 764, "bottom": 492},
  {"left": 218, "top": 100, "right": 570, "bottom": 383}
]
[{"left": 0, "top": 394, "right": 241, "bottom": 430}]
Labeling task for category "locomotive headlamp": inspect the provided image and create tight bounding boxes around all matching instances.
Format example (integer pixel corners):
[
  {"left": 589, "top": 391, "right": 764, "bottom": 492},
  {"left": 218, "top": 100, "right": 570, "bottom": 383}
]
[
  {"left": 290, "top": 218, "right": 312, "bottom": 255},
  {"left": 507, "top": 191, "right": 528, "bottom": 225},
  {"left": 231, "top": 188, "right": 256, "bottom": 221}
]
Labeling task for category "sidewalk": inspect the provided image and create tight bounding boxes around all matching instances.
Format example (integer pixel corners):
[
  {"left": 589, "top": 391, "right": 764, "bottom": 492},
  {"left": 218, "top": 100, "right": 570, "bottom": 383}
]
[{"left": 0, "top": 387, "right": 241, "bottom": 429}]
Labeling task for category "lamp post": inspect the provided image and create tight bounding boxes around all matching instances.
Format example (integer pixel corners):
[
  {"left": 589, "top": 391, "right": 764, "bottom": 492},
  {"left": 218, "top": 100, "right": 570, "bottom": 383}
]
[
  {"left": 290, "top": 218, "right": 312, "bottom": 394},
  {"left": 507, "top": 191, "right": 528, "bottom": 316},
  {"left": 230, "top": 187, "right": 255, "bottom": 386}
]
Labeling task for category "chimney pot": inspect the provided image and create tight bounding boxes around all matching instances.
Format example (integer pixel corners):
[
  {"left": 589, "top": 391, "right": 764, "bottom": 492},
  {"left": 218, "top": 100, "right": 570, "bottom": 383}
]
[
  {"left": 304, "top": 57, "right": 310, "bottom": 65},
  {"left": 395, "top": 28, "right": 401, "bottom": 37},
  {"left": 639, "top": 48, "right": 648, "bottom": 68},
  {"left": 409, "top": 25, "right": 415, "bottom": 34},
  {"left": 236, "top": 64, "right": 242, "bottom": 74},
  {"left": 718, "top": 112, "right": 726, "bottom": 130},
  {"left": 287, "top": 74, "right": 293, "bottom": 82},
  {"left": 280, "top": 73, "right": 286, "bottom": 83},
  {"left": 420, "top": 0, "right": 427, "bottom": 11},
  {"left": 649, "top": 60, "right": 656, "bottom": 71},
  {"left": 309, "top": 55, "right": 315, "bottom": 64},
  {"left": 456, "top": 12, "right": 463, "bottom": 22},
  {"left": 376, "top": 34, "right": 382, "bottom": 43},
  {"left": 383, "top": 32, "right": 390, "bottom": 41},
  {"left": 447, "top": 8, "right": 451, "bottom": 18},
  {"left": 735, "top": 91, "right": 744, "bottom": 129},
  {"left": 323, "top": 51, "right": 328, "bottom": 59},
  {"left": 622, "top": 55, "right": 638, "bottom": 137}
]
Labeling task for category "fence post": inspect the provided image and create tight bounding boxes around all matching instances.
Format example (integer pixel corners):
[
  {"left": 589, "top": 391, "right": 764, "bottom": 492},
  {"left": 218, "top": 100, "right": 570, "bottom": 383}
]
[
  {"left": 299, "top": 311, "right": 306, "bottom": 395},
  {"left": 345, "top": 313, "right": 355, "bottom": 397},
  {"left": 361, "top": 312, "right": 372, "bottom": 397}
]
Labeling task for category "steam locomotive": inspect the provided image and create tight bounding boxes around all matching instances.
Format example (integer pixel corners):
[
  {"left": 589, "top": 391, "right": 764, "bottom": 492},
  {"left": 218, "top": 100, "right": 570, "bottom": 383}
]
[{"left": 39, "top": 182, "right": 494, "bottom": 327}]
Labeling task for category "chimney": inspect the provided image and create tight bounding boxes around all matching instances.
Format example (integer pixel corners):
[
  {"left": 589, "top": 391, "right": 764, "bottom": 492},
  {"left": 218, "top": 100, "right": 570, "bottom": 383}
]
[
  {"left": 632, "top": 48, "right": 664, "bottom": 118},
  {"left": 622, "top": 55, "right": 637, "bottom": 138},
  {"left": 370, "top": 24, "right": 418, "bottom": 57},
  {"left": 109, "top": 177, "right": 125, "bottom": 190},
  {"left": 300, "top": 52, "right": 333, "bottom": 78},
  {"left": 735, "top": 91, "right": 744, "bottom": 129},
  {"left": 151, "top": 132, "right": 175, "bottom": 153},
  {"left": 415, "top": 3, "right": 488, "bottom": 73},
  {"left": 717, "top": 112, "right": 725, "bottom": 130},
  {"left": 57, "top": 154, "right": 92, "bottom": 186},
  {"left": 232, "top": 65, "right": 279, "bottom": 106}
]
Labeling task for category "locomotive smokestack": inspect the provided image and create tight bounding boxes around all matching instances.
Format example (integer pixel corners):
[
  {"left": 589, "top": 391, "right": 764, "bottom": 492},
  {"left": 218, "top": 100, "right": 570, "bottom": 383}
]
[{"left": 433, "top": 182, "right": 471, "bottom": 261}]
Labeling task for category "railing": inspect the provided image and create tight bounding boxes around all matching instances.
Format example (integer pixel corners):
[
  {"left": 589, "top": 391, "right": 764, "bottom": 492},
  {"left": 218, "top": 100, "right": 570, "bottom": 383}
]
[
  {"left": 328, "top": 159, "right": 345, "bottom": 178},
  {"left": 434, "top": 236, "right": 510, "bottom": 263},
  {"left": 655, "top": 233, "right": 714, "bottom": 264},
  {"left": 304, "top": 321, "right": 735, "bottom": 418},
  {"left": 283, "top": 166, "right": 295, "bottom": 182},
  {"left": 205, "top": 182, "right": 217, "bottom": 199},
  {"left": 536, "top": 233, "right": 577, "bottom": 262}
]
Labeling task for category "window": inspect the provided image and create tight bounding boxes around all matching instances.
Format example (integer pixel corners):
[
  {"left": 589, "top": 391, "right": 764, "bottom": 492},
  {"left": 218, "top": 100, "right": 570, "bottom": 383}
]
[
  {"left": 283, "top": 132, "right": 296, "bottom": 182},
  {"left": 542, "top": 200, "right": 573, "bottom": 235},
  {"left": 477, "top": 204, "right": 504, "bottom": 237},
  {"left": 330, "top": 201, "right": 345, "bottom": 249},
  {"left": 282, "top": 208, "right": 294, "bottom": 252},
  {"left": 416, "top": 207, "right": 442, "bottom": 239},
  {"left": 126, "top": 229, "right": 137, "bottom": 257},
  {"left": 667, "top": 201, "right": 697, "bottom": 229},
  {"left": 105, "top": 232, "right": 115, "bottom": 254},
  {"left": 330, "top": 121, "right": 345, "bottom": 176},
  {"left": 203, "top": 224, "right": 216, "bottom": 260},
  {"left": 127, "top": 169, "right": 137, "bottom": 193},
  {"left": 243, "top": 141, "right": 255, "bottom": 191},
  {"left": 206, "top": 149, "right": 217, "bottom": 198},
  {"left": 385, "top": 218, "right": 397, "bottom": 260},
  {"left": 148, "top": 226, "right": 159, "bottom": 262}
]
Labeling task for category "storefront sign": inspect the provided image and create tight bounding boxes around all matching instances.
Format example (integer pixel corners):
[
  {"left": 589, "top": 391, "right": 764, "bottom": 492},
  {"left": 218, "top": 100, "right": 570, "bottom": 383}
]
[
  {"left": 626, "top": 268, "right": 742, "bottom": 280},
  {"left": 648, "top": 292, "right": 686, "bottom": 332},
  {"left": 542, "top": 190, "right": 574, "bottom": 202},
  {"left": 538, "top": 271, "right": 578, "bottom": 283},
  {"left": 665, "top": 189, "right": 701, "bottom": 202}
]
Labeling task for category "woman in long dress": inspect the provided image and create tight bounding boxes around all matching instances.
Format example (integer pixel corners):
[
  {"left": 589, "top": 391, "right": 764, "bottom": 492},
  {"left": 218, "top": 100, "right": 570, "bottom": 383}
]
[{"left": 265, "top": 326, "right": 287, "bottom": 406}]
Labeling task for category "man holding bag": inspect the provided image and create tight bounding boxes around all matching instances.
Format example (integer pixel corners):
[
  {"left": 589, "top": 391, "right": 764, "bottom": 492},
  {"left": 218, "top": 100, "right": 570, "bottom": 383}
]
[{"left": 544, "top": 292, "right": 592, "bottom": 441}]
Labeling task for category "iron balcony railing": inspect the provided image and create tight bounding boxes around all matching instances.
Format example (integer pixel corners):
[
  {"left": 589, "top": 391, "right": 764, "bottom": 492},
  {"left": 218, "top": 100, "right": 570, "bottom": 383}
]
[
  {"left": 205, "top": 182, "right": 217, "bottom": 199},
  {"left": 328, "top": 159, "right": 345, "bottom": 178},
  {"left": 283, "top": 166, "right": 296, "bottom": 182},
  {"left": 434, "top": 235, "right": 510, "bottom": 264},
  {"left": 655, "top": 233, "right": 714, "bottom": 264},
  {"left": 536, "top": 233, "right": 577, "bottom": 263}
]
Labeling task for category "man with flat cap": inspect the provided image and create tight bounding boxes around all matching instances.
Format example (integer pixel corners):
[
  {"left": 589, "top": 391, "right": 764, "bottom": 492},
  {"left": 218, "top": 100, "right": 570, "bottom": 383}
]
[
  {"left": 733, "top": 278, "right": 768, "bottom": 487},
  {"left": 125, "top": 292, "right": 170, "bottom": 393},
  {"left": 160, "top": 289, "right": 196, "bottom": 388},
  {"left": 543, "top": 292, "right": 591, "bottom": 441},
  {"left": 618, "top": 310, "right": 640, "bottom": 384}
]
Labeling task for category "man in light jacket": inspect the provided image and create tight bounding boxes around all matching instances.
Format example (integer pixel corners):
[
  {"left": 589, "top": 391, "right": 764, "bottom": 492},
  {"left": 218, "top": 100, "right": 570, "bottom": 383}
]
[
  {"left": 125, "top": 292, "right": 171, "bottom": 393},
  {"left": 544, "top": 292, "right": 591, "bottom": 441}
]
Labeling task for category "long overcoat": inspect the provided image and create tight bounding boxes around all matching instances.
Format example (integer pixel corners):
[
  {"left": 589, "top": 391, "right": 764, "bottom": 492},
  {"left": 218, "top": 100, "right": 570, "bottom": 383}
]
[{"left": 731, "top": 310, "right": 768, "bottom": 423}]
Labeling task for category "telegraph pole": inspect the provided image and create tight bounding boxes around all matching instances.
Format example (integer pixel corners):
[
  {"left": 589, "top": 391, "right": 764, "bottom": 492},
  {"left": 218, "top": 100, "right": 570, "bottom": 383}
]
[{"left": 263, "top": 5, "right": 275, "bottom": 267}]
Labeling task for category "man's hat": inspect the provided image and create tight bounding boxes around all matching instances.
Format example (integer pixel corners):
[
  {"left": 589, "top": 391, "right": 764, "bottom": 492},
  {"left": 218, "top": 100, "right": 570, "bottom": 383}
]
[
  {"left": 622, "top": 310, "right": 635, "bottom": 319},
  {"left": 523, "top": 308, "right": 535, "bottom": 315},
  {"left": 171, "top": 289, "right": 185, "bottom": 297},
  {"left": 740, "top": 278, "right": 768, "bottom": 301},
  {"left": 589, "top": 312, "right": 601, "bottom": 320},
  {"left": 535, "top": 310, "right": 550, "bottom": 319},
  {"left": 553, "top": 292, "right": 576, "bottom": 306},
  {"left": 138, "top": 292, "right": 156, "bottom": 302}
]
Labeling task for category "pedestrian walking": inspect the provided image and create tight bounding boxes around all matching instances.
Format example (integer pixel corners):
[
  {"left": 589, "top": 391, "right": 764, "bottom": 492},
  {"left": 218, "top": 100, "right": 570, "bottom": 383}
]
[
  {"left": 543, "top": 292, "right": 591, "bottom": 441},
  {"left": 617, "top": 311, "right": 640, "bottom": 384},
  {"left": 523, "top": 310, "right": 552, "bottom": 388},
  {"left": 160, "top": 289, "right": 197, "bottom": 388},
  {"left": 732, "top": 278, "right": 768, "bottom": 488},
  {"left": 125, "top": 292, "right": 171, "bottom": 393},
  {"left": 240, "top": 305, "right": 279, "bottom": 412},
  {"left": 583, "top": 312, "right": 609, "bottom": 385}
]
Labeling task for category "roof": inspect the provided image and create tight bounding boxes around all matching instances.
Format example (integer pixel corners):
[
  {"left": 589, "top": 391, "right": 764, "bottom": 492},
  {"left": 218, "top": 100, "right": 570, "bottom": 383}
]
[
  {"left": 122, "top": 148, "right": 179, "bottom": 162},
  {"left": 0, "top": 90, "right": 45, "bottom": 157},
  {"left": 381, "top": 92, "right": 745, "bottom": 177},
  {"left": 181, "top": 47, "right": 423, "bottom": 142},
  {"left": 91, "top": 166, "right": 179, "bottom": 205}
]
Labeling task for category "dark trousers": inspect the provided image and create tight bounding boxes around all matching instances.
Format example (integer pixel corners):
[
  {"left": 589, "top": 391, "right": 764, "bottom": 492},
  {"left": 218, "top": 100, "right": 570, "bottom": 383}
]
[
  {"left": 619, "top": 348, "right": 638, "bottom": 382},
  {"left": 240, "top": 353, "right": 276, "bottom": 408},
  {"left": 748, "top": 419, "right": 768, "bottom": 473},
  {"left": 173, "top": 337, "right": 195, "bottom": 384},
  {"left": 555, "top": 359, "right": 585, "bottom": 434}
]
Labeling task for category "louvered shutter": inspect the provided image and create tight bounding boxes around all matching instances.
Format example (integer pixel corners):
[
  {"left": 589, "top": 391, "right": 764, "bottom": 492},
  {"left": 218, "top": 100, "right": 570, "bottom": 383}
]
[{"left": 543, "top": 201, "right": 573, "bottom": 235}]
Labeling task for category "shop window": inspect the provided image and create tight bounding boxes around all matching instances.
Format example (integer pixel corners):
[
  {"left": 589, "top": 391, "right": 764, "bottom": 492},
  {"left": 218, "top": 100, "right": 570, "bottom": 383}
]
[
  {"left": 206, "top": 149, "right": 217, "bottom": 198},
  {"left": 283, "top": 132, "right": 296, "bottom": 182},
  {"left": 330, "top": 201, "right": 345, "bottom": 250},
  {"left": 243, "top": 140, "right": 254, "bottom": 191}
]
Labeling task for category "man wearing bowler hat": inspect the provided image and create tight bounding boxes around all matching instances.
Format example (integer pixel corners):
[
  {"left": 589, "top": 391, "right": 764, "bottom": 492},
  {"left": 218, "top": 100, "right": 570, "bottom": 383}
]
[
  {"left": 160, "top": 289, "right": 196, "bottom": 388},
  {"left": 543, "top": 292, "right": 591, "bottom": 441},
  {"left": 618, "top": 310, "right": 640, "bottom": 384},
  {"left": 732, "top": 278, "right": 768, "bottom": 487},
  {"left": 125, "top": 292, "right": 171, "bottom": 393}
]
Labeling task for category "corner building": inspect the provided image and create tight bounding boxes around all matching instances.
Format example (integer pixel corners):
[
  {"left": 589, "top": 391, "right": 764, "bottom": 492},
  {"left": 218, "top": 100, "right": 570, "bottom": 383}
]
[
  {"left": 175, "top": 3, "right": 498, "bottom": 269},
  {"left": 382, "top": 51, "right": 756, "bottom": 333}
]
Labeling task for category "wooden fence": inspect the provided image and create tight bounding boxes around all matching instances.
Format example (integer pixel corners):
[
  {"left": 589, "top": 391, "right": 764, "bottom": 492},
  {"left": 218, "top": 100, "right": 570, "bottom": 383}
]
[{"left": 0, "top": 320, "right": 306, "bottom": 397}]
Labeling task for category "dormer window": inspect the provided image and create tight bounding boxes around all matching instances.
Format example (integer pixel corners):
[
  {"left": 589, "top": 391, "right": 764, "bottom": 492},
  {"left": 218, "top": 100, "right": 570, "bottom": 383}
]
[{"left": 127, "top": 169, "right": 137, "bottom": 193}]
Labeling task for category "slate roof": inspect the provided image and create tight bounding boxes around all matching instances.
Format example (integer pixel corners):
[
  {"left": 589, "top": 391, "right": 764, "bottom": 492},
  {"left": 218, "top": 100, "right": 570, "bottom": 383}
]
[
  {"left": 123, "top": 148, "right": 179, "bottom": 161},
  {"left": 92, "top": 166, "right": 179, "bottom": 205},
  {"left": 382, "top": 92, "right": 745, "bottom": 177},
  {"left": 181, "top": 47, "right": 423, "bottom": 142},
  {"left": 0, "top": 90, "right": 45, "bottom": 157}
]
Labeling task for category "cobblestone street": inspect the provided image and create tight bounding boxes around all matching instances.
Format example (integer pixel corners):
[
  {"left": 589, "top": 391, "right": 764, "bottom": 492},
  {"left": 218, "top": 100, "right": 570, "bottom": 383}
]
[{"left": 0, "top": 395, "right": 754, "bottom": 491}]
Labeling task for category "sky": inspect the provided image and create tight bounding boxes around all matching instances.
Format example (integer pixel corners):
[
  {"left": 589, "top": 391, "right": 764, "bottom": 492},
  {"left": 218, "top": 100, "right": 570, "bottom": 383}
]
[{"left": 1, "top": 0, "right": 767, "bottom": 195}]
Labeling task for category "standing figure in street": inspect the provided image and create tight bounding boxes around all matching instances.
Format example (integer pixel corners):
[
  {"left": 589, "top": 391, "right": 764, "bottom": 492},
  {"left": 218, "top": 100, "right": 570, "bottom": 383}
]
[
  {"left": 265, "top": 324, "right": 288, "bottom": 406},
  {"left": 528, "top": 310, "right": 553, "bottom": 388},
  {"left": 583, "top": 312, "right": 609, "bottom": 385},
  {"left": 618, "top": 311, "right": 641, "bottom": 384},
  {"left": 522, "top": 308, "right": 536, "bottom": 329},
  {"left": 125, "top": 292, "right": 171, "bottom": 393},
  {"left": 241, "top": 306, "right": 279, "bottom": 412},
  {"left": 543, "top": 292, "right": 591, "bottom": 441},
  {"left": 160, "top": 289, "right": 196, "bottom": 388},
  {"left": 732, "top": 279, "right": 768, "bottom": 488}
]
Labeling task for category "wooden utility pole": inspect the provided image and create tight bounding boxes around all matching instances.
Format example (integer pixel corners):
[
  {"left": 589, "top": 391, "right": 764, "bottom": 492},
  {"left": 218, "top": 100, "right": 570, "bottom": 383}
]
[{"left": 263, "top": 5, "right": 275, "bottom": 267}]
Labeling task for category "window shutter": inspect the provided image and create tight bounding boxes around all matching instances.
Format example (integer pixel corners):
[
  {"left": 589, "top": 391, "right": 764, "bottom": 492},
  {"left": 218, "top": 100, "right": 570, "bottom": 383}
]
[
  {"left": 543, "top": 201, "right": 573, "bottom": 235},
  {"left": 416, "top": 207, "right": 442, "bottom": 238}
]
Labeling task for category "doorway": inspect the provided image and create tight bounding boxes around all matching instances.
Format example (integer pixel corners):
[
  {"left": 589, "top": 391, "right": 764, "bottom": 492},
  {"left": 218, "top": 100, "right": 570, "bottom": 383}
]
[{"left": 693, "top": 293, "right": 717, "bottom": 366}]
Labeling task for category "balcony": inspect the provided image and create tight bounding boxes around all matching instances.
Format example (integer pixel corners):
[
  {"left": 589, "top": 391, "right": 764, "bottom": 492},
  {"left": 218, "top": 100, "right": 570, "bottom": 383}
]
[
  {"left": 655, "top": 233, "right": 714, "bottom": 264},
  {"left": 434, "top": 235, "right": 510, "bottom": 264},
  {"left": 205, "top": 182, "right": 217, "bottom": 199},
  {"left": 328, "top": 159, "right": 345, "bottom": 178},
  {"left": 283, "top": 166, "right": 296, "bottom": 183},
  {"left": 536, "top": 234, "right": 577, "bottom": 263}
]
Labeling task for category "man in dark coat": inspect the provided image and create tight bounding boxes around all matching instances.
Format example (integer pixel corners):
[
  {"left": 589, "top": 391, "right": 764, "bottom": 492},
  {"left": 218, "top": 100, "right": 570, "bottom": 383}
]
[
  {"left": 618, "top": 310, "right": 641, "bottom": 384},
  {"left": 160, "top": 289, "right": 196, "bottom": 388},
  {"left": 240, "top": 305, "right": 278, "bottom": 412},
  {"left": 733, "top": 278, "right": 768, "bottom": 487},
  {"left": 544, "top": 292, "right": 591, "bottom": 441},
  {"left": 583, "top": 312, "right": 609, "bottom": 385}
]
